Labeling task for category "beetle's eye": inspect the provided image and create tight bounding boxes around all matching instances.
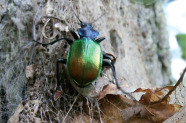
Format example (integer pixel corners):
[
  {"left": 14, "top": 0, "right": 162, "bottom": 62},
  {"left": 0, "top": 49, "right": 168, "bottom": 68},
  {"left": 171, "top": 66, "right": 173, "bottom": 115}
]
[{"left": 81, "top": 23, "right": 85, "bottom": 27}]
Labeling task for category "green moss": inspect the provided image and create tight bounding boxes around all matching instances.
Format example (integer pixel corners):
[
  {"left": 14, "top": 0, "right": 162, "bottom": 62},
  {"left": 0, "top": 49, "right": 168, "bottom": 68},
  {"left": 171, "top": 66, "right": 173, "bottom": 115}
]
[
  {"left": 130, "top": 0, "right": 158, "bottom": 6},
  {"left": 176, "top": 33, "right": 186, "bottom": 60}
]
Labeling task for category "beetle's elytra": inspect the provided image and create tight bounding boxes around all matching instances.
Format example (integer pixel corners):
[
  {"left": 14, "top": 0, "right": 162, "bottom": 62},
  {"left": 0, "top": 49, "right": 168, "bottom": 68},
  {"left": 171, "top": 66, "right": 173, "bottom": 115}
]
[{"left": 67, "top": 37, "right": 103, "bottom": 87}]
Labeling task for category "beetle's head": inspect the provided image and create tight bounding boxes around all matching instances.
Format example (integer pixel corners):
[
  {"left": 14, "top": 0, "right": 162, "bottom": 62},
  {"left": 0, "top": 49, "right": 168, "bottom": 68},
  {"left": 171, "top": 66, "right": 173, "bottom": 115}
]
[
  {"left": 73, "top": 12, "right": 105, "bottom": 40},
  {"left": 80, "top": 21, "right": 92, "bottom": 28},
  {"left": 78, "top": 21, "right": 99, "bottom": 40}
]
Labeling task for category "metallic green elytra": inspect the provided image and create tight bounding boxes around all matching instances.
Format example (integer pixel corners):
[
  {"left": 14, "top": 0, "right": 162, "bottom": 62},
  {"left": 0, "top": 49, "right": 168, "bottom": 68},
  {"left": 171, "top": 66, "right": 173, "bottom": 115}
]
[{"left": 67, "top": 37, "right": 103, "bottom": 87}]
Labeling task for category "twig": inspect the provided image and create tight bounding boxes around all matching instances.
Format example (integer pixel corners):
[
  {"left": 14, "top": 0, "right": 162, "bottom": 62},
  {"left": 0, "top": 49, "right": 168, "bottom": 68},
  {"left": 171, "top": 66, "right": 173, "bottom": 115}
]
[
  {"left": 42, "top": 18, "right": 58, "bottom": 40},
  {"left": 42, "top": 16, "right": 64, "bottom": 21}
]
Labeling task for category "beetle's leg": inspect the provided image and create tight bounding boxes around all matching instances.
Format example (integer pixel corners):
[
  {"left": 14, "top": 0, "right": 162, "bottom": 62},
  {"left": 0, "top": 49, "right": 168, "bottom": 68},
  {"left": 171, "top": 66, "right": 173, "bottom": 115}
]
[
  {"left": 44, "top": 58, "right": 67, "bottom": 104},
  {"left": 102, "top": 54, "right": 114, "bottom": 84},
  {"left": 103, "top": 54, "right": 112, "bottom": 60},
  {"left": 70, "top": 30, "right": 79, "bottom": 40},
  {"left": 95, "top": 37, "right": 105, "bottom": 43},
  {"left": 57, "top": 58, "right": 67, "bottom": 88},
  {"left": 33, "top": 37, "right": 73, "bottom": 46},
  {"left": 103, "top": 53, "right": 117, "bottom": 64},
  {"left": 102, "top": 61, "right": 136, "bottom": 101}
]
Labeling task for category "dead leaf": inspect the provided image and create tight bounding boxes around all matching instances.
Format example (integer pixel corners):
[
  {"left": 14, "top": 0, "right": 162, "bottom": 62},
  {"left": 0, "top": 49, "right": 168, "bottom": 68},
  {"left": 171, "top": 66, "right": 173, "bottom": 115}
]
[
  {"left": 121, "top": 103, "right": 150, "bottom": 121},
  {"left": 98, "top": 95, "right": 127, "bottom": 123},
  {"left": 163, "top": 104, "right": 186, "bottom": 123},
  {"left": 121, "top": 102, "right": 182, "bottom": 122},
  {"left": 54, "top": 90, "right": 62, "bottom": 101},
  {"left": 96, "top": 84, "right": 119, "bottom": 100},
  {"left": 139, "top": 91, "right": 161, "bottom": 104},
  {"left": 146, "top": 103, "right": 182, "bottom": 122},
  {"left": 96, "top": 83, "right": 132, "bottom": 100},
  {"left": 120, "top": 68, "right": 186, "bottom": 122}
]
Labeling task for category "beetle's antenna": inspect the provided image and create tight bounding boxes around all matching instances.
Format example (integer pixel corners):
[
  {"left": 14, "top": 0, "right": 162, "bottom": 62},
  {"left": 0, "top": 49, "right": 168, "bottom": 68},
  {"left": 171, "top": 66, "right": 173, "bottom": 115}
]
[
  {"left": 91, "top": 13, "right": 105, "bottom": 24},
  {"left": 72, "top": 9, "right": 83, "bottom": 25}
]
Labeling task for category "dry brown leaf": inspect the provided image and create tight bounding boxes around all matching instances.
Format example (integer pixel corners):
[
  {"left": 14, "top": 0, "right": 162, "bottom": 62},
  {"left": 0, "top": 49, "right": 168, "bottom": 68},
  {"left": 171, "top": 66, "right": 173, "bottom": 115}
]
[
  {"left": 54, "top": 90, "right": 63, "bottom": 101},
  {"left": 134, "top": 86, "right": 174, "bottom": 104},
  {"left": 139, "top": 91, "right": 161, "bottom": 104},
  {"left": 145, "top": 103, "right": 182, "bottom": 122},
  {"left": 96, "top": 83, "right": 133, "bottom": 100},
  {"left": 134, "top": 88, "right": 155, "bottom": 93},
  {"left": 163, "top": 104, "right": 186, "bottom": 123},
  {"left": 98, "top": 95, "right": 127, "bottom": 123},
  {"left": 121, "top": 101, "right": 182, "bottom": 122},
  {"left": 121, "top": 103, "right": 150, "bottom": 121},
  {"left": 120, "top": 67, "right": 185, "bottom": 122},
  {"left": 96, "top": 84, "right": 119, "bottom": 100}
]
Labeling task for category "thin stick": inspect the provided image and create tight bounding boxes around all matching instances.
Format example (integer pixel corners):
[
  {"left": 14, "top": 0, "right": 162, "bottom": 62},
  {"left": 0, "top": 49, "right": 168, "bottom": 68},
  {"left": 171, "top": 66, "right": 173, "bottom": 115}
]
[
  {"left": 41, "top": 18, "right": 58, "bottom": 39},
  {"left": 62, "top": 94, "right": 79, "bottom": 123}
]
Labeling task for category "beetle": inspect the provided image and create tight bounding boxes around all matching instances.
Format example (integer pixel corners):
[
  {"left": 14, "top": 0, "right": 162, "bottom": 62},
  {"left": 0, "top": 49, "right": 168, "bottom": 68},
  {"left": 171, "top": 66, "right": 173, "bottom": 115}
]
[{"left": 33, "top": 15, "right": 135, "bottom": 100}]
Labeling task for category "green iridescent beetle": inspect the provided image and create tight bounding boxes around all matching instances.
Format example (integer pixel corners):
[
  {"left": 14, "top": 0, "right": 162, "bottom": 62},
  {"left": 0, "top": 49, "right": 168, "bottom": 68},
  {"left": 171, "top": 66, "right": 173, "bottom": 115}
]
[{"left": 33, "top": 15, "right": 135, "bottom": 100}]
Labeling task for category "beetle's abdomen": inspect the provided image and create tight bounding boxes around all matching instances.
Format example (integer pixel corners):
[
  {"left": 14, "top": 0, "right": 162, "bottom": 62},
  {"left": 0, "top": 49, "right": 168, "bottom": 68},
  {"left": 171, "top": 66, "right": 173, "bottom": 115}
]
[{"left": 67, "top": 38, "right": 102, "bottom": 87}]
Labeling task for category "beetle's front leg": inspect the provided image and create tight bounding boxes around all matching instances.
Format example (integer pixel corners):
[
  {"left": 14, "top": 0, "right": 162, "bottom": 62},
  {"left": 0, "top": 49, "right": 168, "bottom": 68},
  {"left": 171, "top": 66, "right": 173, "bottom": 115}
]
[
  {"left": 95, "top": 37, "right": 105, "bottom": 43},
  {"left": 70, "top": 30, "right": 79, "bottom": 40},
  {"left": 102, "top": 61, "right": 136, "bottom": 101},
  {"left": 103, "top": 54, "right": 113, "bottom": 60},
  {"left": 44, "top": 58, "right": 67, "bottom": 103},
  {"left": 45, "top": 58, "right": 67, "bottom": 103},
  {"left": 103, "top": 53, "right": 117, "bottom": 64}
]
